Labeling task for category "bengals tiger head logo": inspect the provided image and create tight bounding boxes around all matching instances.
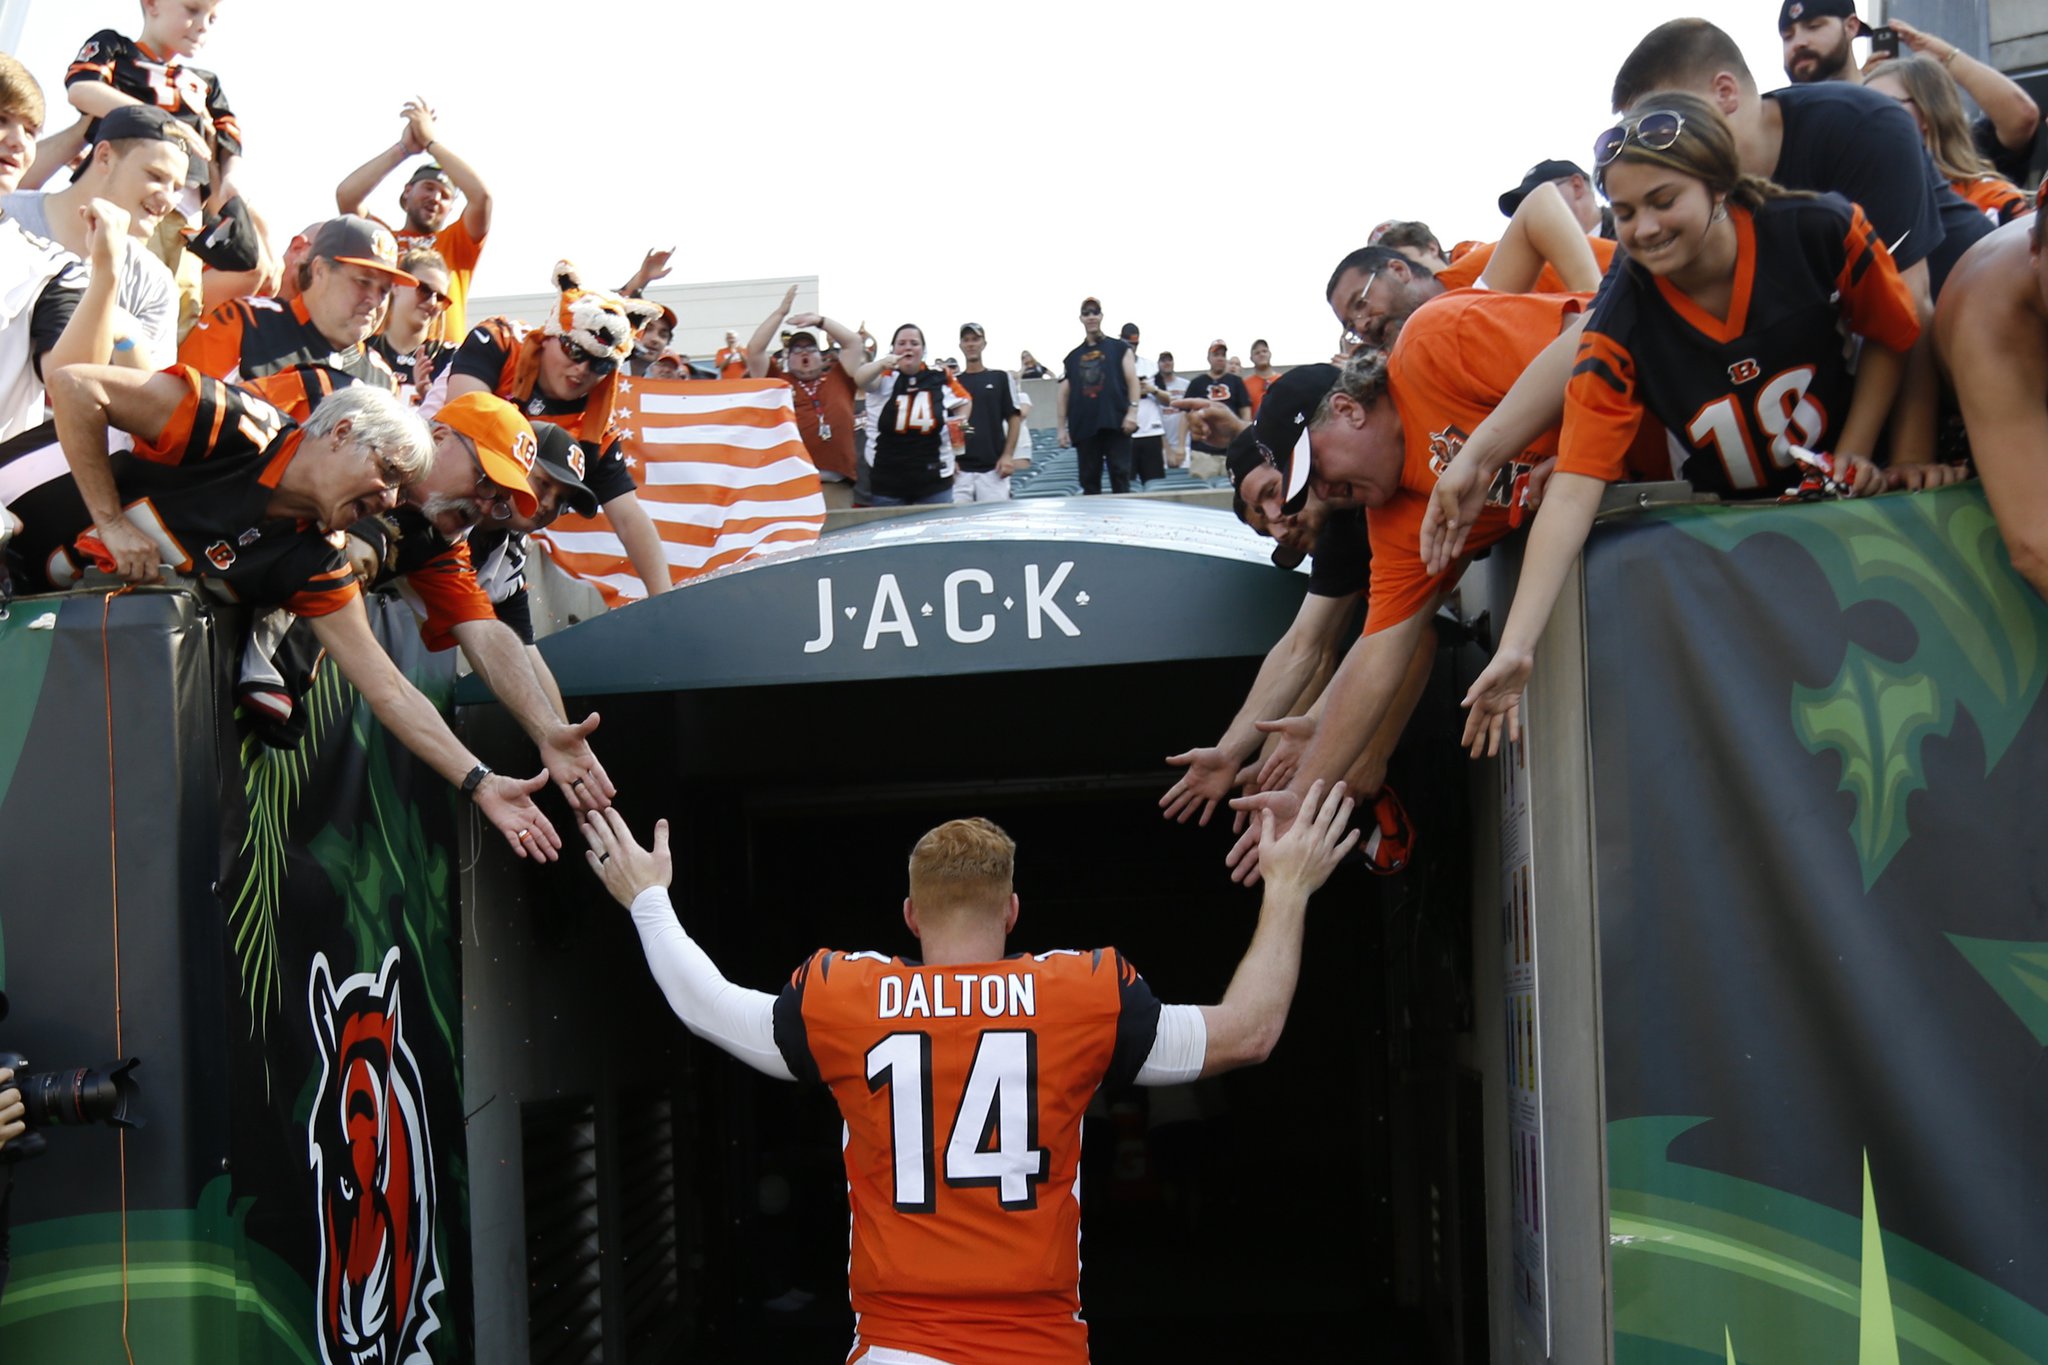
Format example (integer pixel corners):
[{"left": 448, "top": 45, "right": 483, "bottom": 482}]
[{"left": 308, "top": 948, "right": 442, "bottom": 1365}]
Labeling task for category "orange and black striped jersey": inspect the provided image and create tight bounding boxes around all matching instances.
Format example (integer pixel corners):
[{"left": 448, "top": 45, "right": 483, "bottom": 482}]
[
  {"left": 180, "top": 294, "right": 399, "bottom": 401},
  {"left": 0, "top": 369, "right": 359, "bottom": 617},
  {"left": 772, "top": 946, "right": 1162, "bottom": 1365},
  {"left": 1559, "top": 196, "right": 1919, "bottom": 496},
  {"left": 66, "top": 31, "right": 241, "bottom": 176},
  {"left": 448, "top": 317, "right": 636, "bottom": 505},
  {"left": 343, "top": 506, "right": 501, "bottom": 652},
  {"left": 1368, "top": 289, "right": 1586, "bottom": 634},
  {"left": 1952, "top": 175, "right": 2032, "bottom": 227},
  {"left": 1435, "top": 235, "right": 1618, "bottom": 293}
]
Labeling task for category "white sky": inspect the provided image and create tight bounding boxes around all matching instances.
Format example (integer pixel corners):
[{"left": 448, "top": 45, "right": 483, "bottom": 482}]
[{"left": 15, "top": 1, "right": 1797, "bottom": 369}]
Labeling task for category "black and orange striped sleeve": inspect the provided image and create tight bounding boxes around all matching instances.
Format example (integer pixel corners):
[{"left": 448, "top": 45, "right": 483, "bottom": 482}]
[
  {"left": 1834, "top": 203, "right": 1921, "bottom": 355},
  {"left": 404, "top": 539, "right": 498, "bottom": 652},
  {"left": 64, "top": 31, "right": 124, "bottom": 88},
  {"left": 178, "top": 300, "right": 251, "bottom": 382},
  {"left": 1554, "top": 329, "right": 1643, "bottom": 483},
  {"left": 203, "top": 73, "right": 241, "bottom": 160},
  {"left": 1102, "top": 949, "right": 1163, "bottom": 1092},
  {"left": 282, "top": 560, "right": 363, "bottom": 619}
]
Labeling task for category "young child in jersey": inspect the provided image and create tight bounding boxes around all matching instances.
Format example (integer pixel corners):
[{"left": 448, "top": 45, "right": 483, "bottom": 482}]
[
  {"left": 66, "top": 0, "right": 243, "bottom": 329},
  {"left": 1457, "top": 90, "right": 1920, "bottom": 757}
]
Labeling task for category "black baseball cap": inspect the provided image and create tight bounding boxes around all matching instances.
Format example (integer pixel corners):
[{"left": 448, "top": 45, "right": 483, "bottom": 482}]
[
  {"left": 1119, "top": 322, "right": 1140, "bottom": 340},
  {"left": 532, "top": 422, "right": 599, "bottom": 519},
  {"left": 309, "top": 215, "right": 419, "bottom": 285},
  {"left": 407, "top": 163, "right": 455, "bottom": 188},
  {"left": 1249, "top": 364, "right": 1340, "bottom": 515},
  {"left": 785, "top": 330, "right": 820, "bottom": 351},
  {"left": 1779, "top": 0, "right": 1857, "bottom": 30},
  {"left": 959, "top": 321, "right": 985, "bottom": 338},
  {"left": 1499, "top": 159, "right": 1592, "bottom": 217},
  {"left": 92, "top": 104, "right": 188, "bottom": 148}
]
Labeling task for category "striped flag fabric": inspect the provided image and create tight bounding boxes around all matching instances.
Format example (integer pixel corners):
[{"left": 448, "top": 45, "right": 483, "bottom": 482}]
[{"left": 532, "top": 377, "right": 825, "bottom": 605}]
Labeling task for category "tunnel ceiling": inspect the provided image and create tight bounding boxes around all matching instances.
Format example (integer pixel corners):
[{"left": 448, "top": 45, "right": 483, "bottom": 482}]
[{"left": 462, "top": 501, "right": 1309, "bottom": 700}]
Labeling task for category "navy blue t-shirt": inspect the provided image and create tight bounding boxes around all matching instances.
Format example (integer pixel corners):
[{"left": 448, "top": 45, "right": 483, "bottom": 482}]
[{"left": 1766, "top": 82, "right": 1987, "bottom": 293}]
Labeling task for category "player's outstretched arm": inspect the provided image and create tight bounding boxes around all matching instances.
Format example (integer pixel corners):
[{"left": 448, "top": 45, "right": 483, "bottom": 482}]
[
  {"left": 1198, "top": 780, "right": 1358, "bottom": 1077},
  {"left": 581, "top": 811, "right": 794, "bottom": 1080}
]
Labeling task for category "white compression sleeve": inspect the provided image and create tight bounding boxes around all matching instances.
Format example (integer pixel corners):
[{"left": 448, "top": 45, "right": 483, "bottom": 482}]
[
  {"left": 629, "top": 887, "right": 794, "bottom": 1081},
  {"left": 1135, "top": 1003, "right": 1208, "bottom": 1086}
]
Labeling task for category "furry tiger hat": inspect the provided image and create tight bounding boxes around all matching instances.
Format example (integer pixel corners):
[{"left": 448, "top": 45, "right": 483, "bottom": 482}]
[{"left": 504, "top": 261, "right": 664, "bottom": 453}]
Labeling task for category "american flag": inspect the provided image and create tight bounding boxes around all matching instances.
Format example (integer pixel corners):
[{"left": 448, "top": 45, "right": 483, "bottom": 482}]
[{"left": 532, "top": 377, "right": 825, "bottom": 605}]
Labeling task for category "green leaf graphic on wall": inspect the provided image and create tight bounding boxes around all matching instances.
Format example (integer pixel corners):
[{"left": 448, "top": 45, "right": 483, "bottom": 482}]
[
  {"left": 1671, "top": 486, "right": 2048, "bottom": 888},
  {"left": 1945, "top": 936, "right": 2048, "bottom": 1046},
  {"left": 0, "top": 1177, "right": 318, "bottom": 1361},
  {"left": 229, "top": 664, "right": 347, "bottom": 1050},
  {"left": 1610, "top": 1116, "right": 2048, "bottom": 1364}
]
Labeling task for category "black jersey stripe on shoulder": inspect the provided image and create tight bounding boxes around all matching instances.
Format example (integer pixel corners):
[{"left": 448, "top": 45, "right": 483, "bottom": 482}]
[{"left": 1571, "top": 355, "right": 1628, "bottom": 396}]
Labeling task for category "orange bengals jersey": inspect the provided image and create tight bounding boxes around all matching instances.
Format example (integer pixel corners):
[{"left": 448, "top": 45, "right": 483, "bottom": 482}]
[
  {"left": 1434, "top": 234, "right": 1618, "bottom": 293},
  {"left": 771, "top": 947, "right": 1163, "bottom": 1365},
  {"left": 1951, "top": 175, "right": 2031, "bottom": 227},
  {"left": 1367, "top": 289, "right": 1586, "bottom": 633}
]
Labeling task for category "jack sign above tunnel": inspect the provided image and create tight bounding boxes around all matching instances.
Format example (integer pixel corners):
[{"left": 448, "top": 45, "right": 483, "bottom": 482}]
[{"left": 494, "top": 502, "right": 1315, "bottom": 698}]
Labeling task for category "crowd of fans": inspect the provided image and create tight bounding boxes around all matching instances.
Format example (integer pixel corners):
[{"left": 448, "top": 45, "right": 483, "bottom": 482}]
[{"left": 0, "top": 0, "right": 2042, "bottom": 868}]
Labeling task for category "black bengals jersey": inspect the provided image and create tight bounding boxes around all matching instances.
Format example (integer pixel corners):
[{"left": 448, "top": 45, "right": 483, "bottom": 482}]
[
  {"left": 66, "top": 31, "right": 240, "bottom": 186},
  {"left": 1559, "top": 194, "right": 1920, "bottom": 498},
  {"left": 868, "top": 366, "right": 951, "bottom": 499},
  {"left": 448, "top": 318, "right": 635, "bottom": 505},
  {"left": 1184, "top": 372, "right": 1251, "bottom": 453},
  {"left": 0, "top": 369, "right": 359, "bottom": 616}
]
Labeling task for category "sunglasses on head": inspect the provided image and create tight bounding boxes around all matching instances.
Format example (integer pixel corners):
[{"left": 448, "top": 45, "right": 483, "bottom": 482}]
[
  {"left": 557, "top": 335, "right": 619, "bottom": 375},
  {"left": 1594, "top": 110, "right": 1685, "bottom": 167}
]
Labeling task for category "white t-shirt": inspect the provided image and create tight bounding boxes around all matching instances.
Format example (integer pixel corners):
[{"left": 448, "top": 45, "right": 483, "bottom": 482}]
[
  {"left": 1131, "top": 353, "right": 1164, "bottom": 438},
  {"left": 0, "top": 218, "right": 87, "bottom": 441},
  {"left": 1154, "top": 373, "right": 1190, "bottom": 453},
  {"left": 1, "top": 192, "right": 179, "bottom": 368}
]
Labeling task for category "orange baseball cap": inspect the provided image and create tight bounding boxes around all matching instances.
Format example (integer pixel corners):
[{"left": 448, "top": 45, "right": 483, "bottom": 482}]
[{"left": 433, "top": 392, "right": 540, "bottom": 517}]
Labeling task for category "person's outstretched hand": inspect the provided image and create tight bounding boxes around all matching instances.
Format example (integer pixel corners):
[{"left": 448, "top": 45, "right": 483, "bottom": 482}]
[
  {"left": 581, "top": 808, "right": 672, "bottom": 908},
  {"left": 476, "top": 771, "right": 560, "bottom": 861},
  {"left": 1161, "top": 746, "right": 1238, "bottom": 825},
  {"left": 1256, "top": 779, "right": 1359, "bottom": 898}
]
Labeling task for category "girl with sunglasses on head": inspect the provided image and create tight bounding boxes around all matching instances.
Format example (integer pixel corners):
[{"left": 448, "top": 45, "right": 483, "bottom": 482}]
[{"left": 1457, "top": 89, "right": 1922, "bottom": 759}]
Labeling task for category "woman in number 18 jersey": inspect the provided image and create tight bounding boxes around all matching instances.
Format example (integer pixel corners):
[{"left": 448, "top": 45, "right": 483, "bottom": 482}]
[{"left": 1458, "top": 89, "right": 1921, "bottom": 757}]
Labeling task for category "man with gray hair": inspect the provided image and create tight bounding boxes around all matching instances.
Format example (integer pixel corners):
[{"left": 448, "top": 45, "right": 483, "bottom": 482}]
[{"left": 0, "top": 366, "right": 565, "bottom": 860}]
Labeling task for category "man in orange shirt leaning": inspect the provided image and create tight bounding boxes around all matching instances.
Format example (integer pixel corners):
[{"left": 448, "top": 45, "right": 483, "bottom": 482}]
[{"left": 581, "top": 790, "right": 1359, "bottom": 1365}]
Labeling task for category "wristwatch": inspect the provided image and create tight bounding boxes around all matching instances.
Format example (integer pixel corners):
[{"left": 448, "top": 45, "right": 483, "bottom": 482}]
[{"left": 460, "top": 763, "right": 493, "bottom": 799}]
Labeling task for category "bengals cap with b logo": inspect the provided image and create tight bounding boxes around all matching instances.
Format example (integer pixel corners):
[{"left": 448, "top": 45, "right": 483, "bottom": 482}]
[
  {"left": 530, "top": 423, "right": 600, "bottom": 519},
  {"left": 310, "top": 214, "right": 420, "bottom": 286},
  {"left": 434, "top": 392, "right": 541, "bottom": 518}
]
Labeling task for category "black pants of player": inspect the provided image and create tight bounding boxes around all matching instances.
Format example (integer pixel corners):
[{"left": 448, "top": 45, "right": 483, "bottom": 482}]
[
  {"left": 1131, "top": 435, "right": 1164, "bottom": 483},
  {"left": 1076, "top": 429, "right": 1132, "bottom": 494}
]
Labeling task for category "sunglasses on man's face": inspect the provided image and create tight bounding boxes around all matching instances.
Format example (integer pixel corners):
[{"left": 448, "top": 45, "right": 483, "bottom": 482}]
[
  {"left": 557, "top": 336, "right": 619, "bottom": 376},
  {"left": 1593, "top": 110, "right": 1685, "bottom": 167}
]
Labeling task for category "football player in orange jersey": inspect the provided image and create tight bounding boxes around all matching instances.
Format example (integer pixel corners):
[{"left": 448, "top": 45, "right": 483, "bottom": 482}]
[{"left": 581, "top": 786, "right": 1359, "bottom": 1365}]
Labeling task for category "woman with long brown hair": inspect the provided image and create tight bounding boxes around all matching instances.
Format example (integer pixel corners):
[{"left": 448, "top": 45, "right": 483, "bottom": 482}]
[
  {"left": 1865, "top": 55, "right": 2033, "bottom": 226},
  {"left": 1457, "top": 90, "right": 1922, "bottom": 755}
]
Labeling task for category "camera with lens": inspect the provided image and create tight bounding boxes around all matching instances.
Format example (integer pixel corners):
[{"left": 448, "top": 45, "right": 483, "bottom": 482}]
[{"left": 0, "top": 992, "right": 142, "bottom": 1164}]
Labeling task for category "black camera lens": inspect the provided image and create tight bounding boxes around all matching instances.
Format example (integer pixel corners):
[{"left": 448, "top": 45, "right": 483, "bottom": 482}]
[{"left": 0, "top": 1052, "right": 141, "bottom": 1131}]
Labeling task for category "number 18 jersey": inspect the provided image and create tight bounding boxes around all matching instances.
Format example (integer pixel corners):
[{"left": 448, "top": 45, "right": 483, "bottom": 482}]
[
  {"left": 773, "top": 946, "right": 1162, "bottom": 1365},
  {"left": 1557, "top": 194, "right": 1919, "bottom": 496}
]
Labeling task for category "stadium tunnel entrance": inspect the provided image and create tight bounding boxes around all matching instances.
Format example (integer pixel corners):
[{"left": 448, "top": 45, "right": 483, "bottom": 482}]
[{"left": 459, "top": 502, "right": 1495, "bottom": 1363}]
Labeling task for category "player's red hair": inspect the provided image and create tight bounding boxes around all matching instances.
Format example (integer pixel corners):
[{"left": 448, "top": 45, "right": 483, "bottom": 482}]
[{"left": 908, "top": 819, "right": 1015, "bottom": 917}]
